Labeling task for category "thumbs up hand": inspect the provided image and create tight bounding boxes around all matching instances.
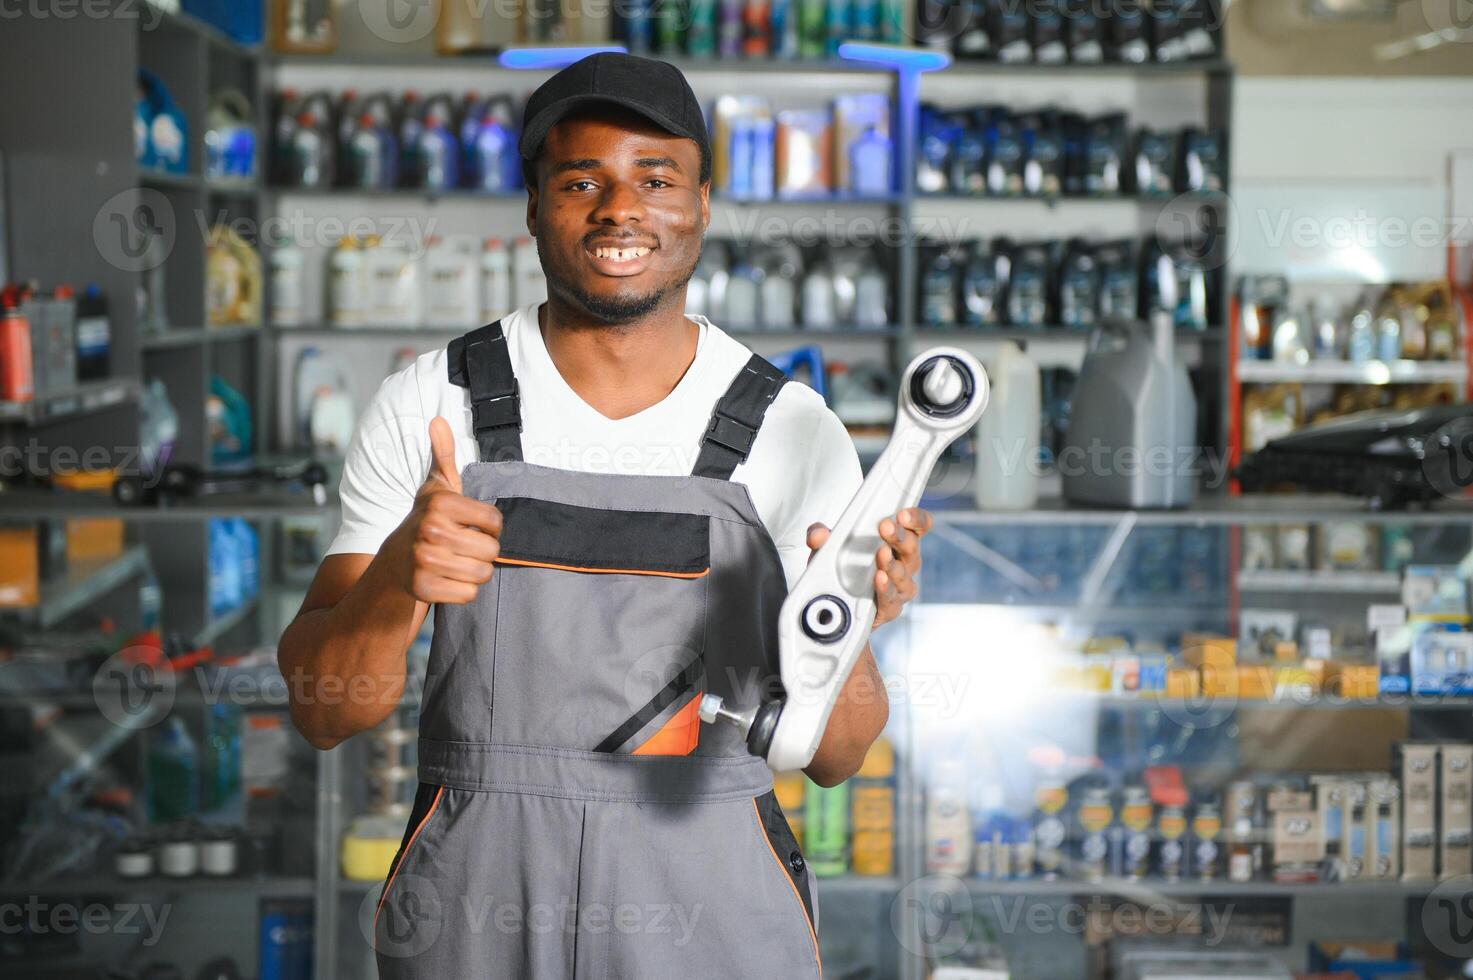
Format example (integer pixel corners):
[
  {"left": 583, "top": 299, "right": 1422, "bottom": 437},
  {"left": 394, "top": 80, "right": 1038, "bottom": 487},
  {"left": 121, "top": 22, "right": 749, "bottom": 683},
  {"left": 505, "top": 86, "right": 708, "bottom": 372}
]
[{"left": 388, "top": 417, "right": 503, "bottom": 605}]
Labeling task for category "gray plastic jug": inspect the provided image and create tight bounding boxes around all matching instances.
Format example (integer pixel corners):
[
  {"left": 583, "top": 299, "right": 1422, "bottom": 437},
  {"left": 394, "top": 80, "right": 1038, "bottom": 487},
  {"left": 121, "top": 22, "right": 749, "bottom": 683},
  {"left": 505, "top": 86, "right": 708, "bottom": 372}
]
[{"left": 1060, "top": 309, "right": 1198, "bottom": 509}]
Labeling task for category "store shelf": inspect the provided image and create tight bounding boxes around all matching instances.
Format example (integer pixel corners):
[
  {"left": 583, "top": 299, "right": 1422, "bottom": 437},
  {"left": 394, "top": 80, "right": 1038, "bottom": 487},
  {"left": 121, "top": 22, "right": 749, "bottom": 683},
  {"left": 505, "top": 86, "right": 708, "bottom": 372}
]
[
  {"left": 194, "top": 596, "right": 259, "bottom": 647},
  {"left": 141, "top": 5, "right": 262, "bottom": 59},
  {"left": 205, "top": 176, "right": 260, "bottom": 195},
  {"left": 956, "top": 877, "right": 1438, "bottom": 898},
  {"left": 915, "top": 192, "right": 1227, "bottom": 207},
  {"left": 0, "top": 489, "right": 335, "bottom": 522},
  {"left": 928, "top": 493, "right": 1473, "bottom": 526},
  {"left": 1236, "top": 359, "right": 1468, "bottom": 385},
  {"left": 1236, "top": 569, "right": 1402, "bottom": 594},
  {"left": 1044, "top": 691, "right": 1473, "bottom": 712},
  {"left": 139, "top": 167, "right": 201, "bottom": 190},
  {"left": 141, "top": 324, "right": 262, "bottom": 350},
  {"left": 269, "top": 52, "right": 895, "bottom": 73},
  {"left": 916, "top": 327, "right": 1224, "bottom": 344},
  {"left": 0, "top": 873, "right": 314, "bottom": 897},
  {"left": 0, "top": 378, "right": 139, "bottom": 425},
  {"left": 936, "top": 57, "right": 1234, "bottom": 77},
  {"left": 265, "top": 185, "right": 525, "bottom": 201},
  {"left": 0, "top": 545, "right": 149, "bottom": 629}
]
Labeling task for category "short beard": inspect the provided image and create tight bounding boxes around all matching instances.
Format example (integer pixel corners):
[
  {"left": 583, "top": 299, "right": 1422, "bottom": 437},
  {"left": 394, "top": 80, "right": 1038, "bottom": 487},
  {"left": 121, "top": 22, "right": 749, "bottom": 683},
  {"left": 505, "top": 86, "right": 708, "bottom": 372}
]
[{"left": 539, "top": 238, "right": 701, "bottom": 325}]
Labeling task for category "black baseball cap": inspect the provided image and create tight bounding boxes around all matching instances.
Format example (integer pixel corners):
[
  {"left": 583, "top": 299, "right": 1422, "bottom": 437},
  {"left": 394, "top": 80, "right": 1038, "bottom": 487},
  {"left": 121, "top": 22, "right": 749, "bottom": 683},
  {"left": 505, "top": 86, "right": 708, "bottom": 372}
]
[{"left": 519, "top": 53, "right": 711, "bottom": 180}]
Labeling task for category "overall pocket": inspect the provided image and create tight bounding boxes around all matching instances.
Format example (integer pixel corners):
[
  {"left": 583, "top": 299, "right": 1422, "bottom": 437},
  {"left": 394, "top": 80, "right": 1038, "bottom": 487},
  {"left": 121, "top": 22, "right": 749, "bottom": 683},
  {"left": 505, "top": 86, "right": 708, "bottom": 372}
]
[
  {"left": 490, "top": 497, "right": 711, "bottom": 754},
  {"left": 375, "top": 782, "right": 446, "bottom": 942}
]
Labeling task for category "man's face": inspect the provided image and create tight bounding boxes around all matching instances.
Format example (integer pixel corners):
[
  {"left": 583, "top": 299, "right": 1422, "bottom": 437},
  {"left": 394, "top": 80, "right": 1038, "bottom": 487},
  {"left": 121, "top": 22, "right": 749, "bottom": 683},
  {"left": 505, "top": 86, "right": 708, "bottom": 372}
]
[{"left": 527, "top": 107, "right": 709, "bottom": 323}]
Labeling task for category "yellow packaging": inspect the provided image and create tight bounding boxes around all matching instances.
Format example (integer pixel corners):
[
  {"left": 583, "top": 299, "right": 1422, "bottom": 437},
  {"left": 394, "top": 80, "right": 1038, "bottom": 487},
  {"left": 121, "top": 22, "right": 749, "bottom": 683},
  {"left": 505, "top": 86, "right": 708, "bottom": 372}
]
[
  {"left": 0, "top": 527, "right": 40, "bottom": 608},
  {"left": 52, "top": 468, "right": 118, "bottom": 493},
  {"left": 852, "top": 786, "right": 894, "bottom": 833},
  {"left": 856, "top": 737, "right": 894, "bottom": 780},
  {"left": 65, "top": 519, "right": 124, "bottom": 562},
  {"left": 774, "top": 772, "right": 807, "bottom": 813},
  {"left": 1200, "top": 664, "right": 1238, "bottom": 697},
  {"left": 1166, "top": 668, "right": 1200, "bottom": 699},
  {"left": 1236, "top": 665, "right": 1275, "bottom": 700},
  {"left": 1272, "top": 666, "right": 1315, "bottom": 698},
  {"left": 1182, "top": 635, "right": 1237, "bottom": 670},
  {"left": 851, "top": 831, "right": 894, "bottom": 876}
]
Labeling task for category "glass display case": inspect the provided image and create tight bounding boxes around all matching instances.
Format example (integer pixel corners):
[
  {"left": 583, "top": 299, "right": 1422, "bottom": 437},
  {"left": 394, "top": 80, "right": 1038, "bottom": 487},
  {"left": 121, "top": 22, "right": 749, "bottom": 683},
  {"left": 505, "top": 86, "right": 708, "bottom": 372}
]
[{"left": 873, "top": 497, "right": 1473, "bottom": 980}]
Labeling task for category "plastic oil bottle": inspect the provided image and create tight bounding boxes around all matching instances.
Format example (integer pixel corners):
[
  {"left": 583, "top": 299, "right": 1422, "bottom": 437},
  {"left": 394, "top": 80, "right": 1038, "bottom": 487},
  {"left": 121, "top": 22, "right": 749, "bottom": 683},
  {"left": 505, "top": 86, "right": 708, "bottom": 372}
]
[
  {"left": 973, "top": 340, "right": 1040, "bottom": 511},
  {"left": 328, "top": 236, "right": 365, "bottom": 326},
  {"left": 481, "top": 238, "right": 512, "bottom": 322},
  {"left": 512, "top": 237, "right": 546, "bottom": 309},
  {"left": 423, "top": 236, "right": 480, "bottom": 328}
]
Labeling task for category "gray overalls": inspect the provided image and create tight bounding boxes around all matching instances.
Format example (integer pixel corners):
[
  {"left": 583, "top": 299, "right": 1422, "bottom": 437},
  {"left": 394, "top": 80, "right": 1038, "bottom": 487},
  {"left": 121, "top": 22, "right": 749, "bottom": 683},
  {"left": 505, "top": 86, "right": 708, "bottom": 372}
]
[{"left": 374, "top": 320, "right": 824, "bottom": 979}]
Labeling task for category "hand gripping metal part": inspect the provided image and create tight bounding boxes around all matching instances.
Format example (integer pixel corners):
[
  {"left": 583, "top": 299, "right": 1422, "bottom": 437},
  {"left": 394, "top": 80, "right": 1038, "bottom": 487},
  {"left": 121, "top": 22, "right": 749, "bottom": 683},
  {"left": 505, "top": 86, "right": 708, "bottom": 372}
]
[{"left": 700, "top": 348, "right": 990, "bottom": 771}]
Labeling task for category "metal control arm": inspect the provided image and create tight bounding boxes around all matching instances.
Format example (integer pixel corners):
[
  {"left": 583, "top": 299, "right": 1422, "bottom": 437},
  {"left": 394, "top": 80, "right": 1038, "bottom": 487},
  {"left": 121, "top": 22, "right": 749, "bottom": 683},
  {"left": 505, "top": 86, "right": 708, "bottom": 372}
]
[{"left": 700, "top": 348, "right": 989, "bottom": 772}]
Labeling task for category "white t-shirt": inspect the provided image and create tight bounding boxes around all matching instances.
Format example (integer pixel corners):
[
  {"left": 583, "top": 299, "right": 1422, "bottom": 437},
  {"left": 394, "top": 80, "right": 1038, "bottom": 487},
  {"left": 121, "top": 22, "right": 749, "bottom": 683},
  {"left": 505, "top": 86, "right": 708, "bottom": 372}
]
[{"left": 327, "top": 303, "right": 864, "bottom": 589}]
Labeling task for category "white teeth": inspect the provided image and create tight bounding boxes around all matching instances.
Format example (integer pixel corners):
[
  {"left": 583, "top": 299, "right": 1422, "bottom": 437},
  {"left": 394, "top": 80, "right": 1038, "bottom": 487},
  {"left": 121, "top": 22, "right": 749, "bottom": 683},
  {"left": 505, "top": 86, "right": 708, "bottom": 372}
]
[{"left": 594, "top": 246, "right": 651, "bottom": 261}]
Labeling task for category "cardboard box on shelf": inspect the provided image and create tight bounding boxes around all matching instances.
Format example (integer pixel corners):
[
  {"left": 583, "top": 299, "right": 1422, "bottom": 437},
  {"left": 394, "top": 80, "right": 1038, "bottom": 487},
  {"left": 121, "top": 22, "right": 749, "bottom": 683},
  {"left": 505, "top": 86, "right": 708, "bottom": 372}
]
[
  {"left": 0, "top": 526, "right": 39, "bottom": 608},
  {"left": 1440, "top": 743, "right": 1473, "bottom": 880},
  {"left": 1368, "top": 777, "right": 1401, "bottom": 880},
  {"left": 64, "top": 518, "right": 123, "bottom": 563},
  {"left": 1181, "top": 634, "right": 1237, "bottom": 671},
  {"left": 1396, "top": 742, "right": 1439, "bottom": 881}
]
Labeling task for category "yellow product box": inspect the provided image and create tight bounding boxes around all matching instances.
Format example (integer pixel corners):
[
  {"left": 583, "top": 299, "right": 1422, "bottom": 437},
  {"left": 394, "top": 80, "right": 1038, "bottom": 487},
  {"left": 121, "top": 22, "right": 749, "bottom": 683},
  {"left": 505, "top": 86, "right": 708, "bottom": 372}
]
[
  {"left": 1341, "top": 665, "right": 1379, "bottom": 699},
  {"left": 850, "top": 831, "right": 894, "bottom": 876},
  {"left": 1273, "top": 641, "right": 1300, "bottom": 663},
  {"left": 774, "top": 772, "right": 806, "bottom": 813},
  {"left": 856, "top": 737, "right": 894, "bottom": 780},
  {"left": 0, "top": 527, "right": 40, "bottom": 608},
  {"left": 1166, "top": 668, "right": 1201, "bottom": 699},
  {"left": 1182, "top": 634, "right": 1238, "bottom": 670},
  {"left": 65, "top": 518, "right": 124, "bottom": 563},
  {"left": 851, "top": 786, "right": 894, "bottom": 833},
  {"left": 1302, "top": 657, "right": 1329, "bottom": 692},
  {"left": 1236, "top": 664, "right": 1275, "bottom": 700},
  {"left": 1083, "top": 653, "right": 1113, "bottom": 692},
  {"left": 1272, "top": 666, "right": 1316, "bottom": 698},
  {"left": 1200, "top": 663, "right": 1237, "bottom": 697}
]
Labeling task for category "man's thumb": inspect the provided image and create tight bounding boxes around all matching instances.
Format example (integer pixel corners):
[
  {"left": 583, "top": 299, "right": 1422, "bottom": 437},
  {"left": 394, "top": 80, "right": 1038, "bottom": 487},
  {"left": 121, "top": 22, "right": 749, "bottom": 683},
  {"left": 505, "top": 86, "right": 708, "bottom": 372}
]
[{"left": 426, "top": 416, "right": 461, "bottom": 492}]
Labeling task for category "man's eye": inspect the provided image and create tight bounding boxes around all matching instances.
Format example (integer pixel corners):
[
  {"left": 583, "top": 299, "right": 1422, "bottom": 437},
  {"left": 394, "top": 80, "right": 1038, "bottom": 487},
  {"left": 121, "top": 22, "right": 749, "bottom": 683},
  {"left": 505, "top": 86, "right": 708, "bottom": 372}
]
[
  {"left": 568, "top": 180, "right": 595, "bottom": 191},
  {"left": 647, "top": 178, "right": 671, "bottom": 189}
]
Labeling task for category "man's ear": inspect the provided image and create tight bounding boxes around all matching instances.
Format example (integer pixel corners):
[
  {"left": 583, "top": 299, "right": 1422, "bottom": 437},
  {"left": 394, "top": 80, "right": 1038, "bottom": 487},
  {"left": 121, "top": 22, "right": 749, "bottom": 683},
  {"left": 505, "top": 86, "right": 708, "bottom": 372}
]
[
  {"left": 525, "top": 184, "right": 538, "bottom": 237},
  {"left": 698, "top": 181, "right": 710, "bottom": 232}
]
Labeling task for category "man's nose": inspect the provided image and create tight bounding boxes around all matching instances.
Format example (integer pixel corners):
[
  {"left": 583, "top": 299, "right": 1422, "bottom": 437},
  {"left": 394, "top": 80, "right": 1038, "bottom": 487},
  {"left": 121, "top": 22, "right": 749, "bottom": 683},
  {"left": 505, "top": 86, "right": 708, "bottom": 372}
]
[{"left": 590, "top": 180, "right": 645, "bottom": 224}]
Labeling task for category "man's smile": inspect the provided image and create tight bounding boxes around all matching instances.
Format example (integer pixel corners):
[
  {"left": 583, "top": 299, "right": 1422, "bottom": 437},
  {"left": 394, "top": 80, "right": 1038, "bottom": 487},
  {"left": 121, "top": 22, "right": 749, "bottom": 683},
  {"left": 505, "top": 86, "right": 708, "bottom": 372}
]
[{"left": 584, "top": 238, "right": 659, "bottom": 276}]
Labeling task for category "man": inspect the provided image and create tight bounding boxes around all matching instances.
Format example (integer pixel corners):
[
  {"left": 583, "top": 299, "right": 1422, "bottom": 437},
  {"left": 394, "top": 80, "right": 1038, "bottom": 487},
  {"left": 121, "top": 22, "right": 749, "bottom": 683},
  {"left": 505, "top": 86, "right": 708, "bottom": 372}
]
[{"left": 279, "top": 53, "right": 932, "bottom": 978}]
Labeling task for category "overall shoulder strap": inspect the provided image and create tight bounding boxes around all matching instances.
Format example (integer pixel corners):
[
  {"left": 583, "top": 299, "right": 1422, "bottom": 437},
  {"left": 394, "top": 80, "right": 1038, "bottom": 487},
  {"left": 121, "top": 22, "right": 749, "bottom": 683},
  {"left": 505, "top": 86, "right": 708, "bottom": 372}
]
[
  {"left": 447, "top": 320, "right": 523, "bottom": 463},
  {"left": 691, "top": 352, "right": 790, "bottom": 481}
]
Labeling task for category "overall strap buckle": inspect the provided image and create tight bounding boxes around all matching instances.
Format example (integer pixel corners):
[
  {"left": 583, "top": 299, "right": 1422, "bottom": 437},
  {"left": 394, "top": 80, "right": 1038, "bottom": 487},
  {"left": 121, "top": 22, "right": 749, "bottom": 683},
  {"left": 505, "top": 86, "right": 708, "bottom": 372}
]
[
  {"left": 703, "top": 410, "right": 758, "bottom": 461},
  {"left": 448, "top": 320, "right": 524, "bottom": 463}
]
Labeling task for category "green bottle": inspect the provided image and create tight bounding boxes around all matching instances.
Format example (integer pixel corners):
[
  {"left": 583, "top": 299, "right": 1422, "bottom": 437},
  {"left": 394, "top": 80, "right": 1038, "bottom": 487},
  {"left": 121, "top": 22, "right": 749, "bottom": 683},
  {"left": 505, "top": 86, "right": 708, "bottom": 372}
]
[
  {"left": 797, "top": 0, "right": 826, "bottom": 58},
  {"left": 804, "top": 782, "right": 851, "bottom": 876},
  {"left": 687, "top": 0, "right": 718, "bottom": 56}
]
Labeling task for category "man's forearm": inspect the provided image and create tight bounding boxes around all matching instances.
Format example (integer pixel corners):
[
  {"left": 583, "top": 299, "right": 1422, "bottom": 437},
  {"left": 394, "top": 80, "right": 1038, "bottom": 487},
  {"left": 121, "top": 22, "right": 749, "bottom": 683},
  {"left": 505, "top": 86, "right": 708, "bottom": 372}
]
[
  {"left": 802, "top": 642, "right": 890, "bottom": 787},
  {"left": 279, "top": 552, "right": 424, "bottom": 749}
]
